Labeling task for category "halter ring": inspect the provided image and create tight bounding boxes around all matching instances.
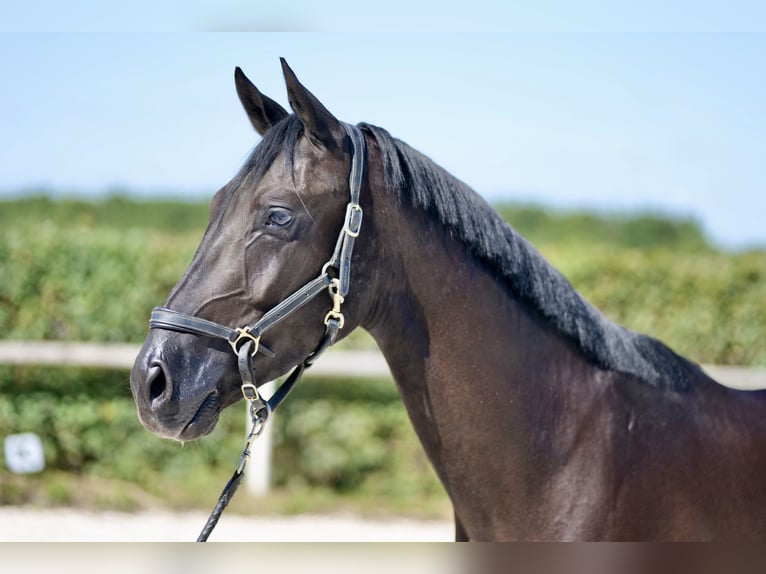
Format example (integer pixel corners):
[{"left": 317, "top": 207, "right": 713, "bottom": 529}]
[{"left": 229, "top": 327, "right": 261, "bottom": 357}]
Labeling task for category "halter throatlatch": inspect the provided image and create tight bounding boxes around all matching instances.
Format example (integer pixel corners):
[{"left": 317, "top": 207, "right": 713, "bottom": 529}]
[{"left": 148, "top": 123, "right": 366, "bottom": 541}]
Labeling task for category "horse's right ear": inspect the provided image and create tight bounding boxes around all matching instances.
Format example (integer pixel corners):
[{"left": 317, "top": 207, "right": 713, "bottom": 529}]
[
  {"left": 280, "top": 58, "right": 343, "bottom": 150},
  {"left": 235, "top": 67, "right": 289, "bottom": 136}
]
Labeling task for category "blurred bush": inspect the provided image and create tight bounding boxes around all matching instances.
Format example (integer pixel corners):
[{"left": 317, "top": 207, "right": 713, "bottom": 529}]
[
  {"left": 0, "top": 224, "right": 198, "bottom": 343},
  {"left": 545, "top": 244, "right": 766, "bottom": 367},
  {"left": 1, "top": 194, "right": 764, "bottom": 513},
  {"left": 497, "top": 202, "right": 712, "bottom": 252},
  {"left": 0, "top": 194, "right": 209, "bottom": 233}
]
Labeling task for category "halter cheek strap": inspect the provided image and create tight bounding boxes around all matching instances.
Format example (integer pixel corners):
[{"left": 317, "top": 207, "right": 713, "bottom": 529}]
[{"left": 146, "top": 123, "right": 366, "bottom": 541}]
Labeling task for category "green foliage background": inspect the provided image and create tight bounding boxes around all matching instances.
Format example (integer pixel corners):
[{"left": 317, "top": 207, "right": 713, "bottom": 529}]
[{"left": 1, "top": 195, "right": 764, "bottom": 515}]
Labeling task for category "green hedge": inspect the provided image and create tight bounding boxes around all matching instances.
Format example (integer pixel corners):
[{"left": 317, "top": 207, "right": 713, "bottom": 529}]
[
  {"left": 0, "top": 369, "right": 442, "bottom": 512},
  {"left": 0, "top": 225, "right": 197, "bottom": 342},
  {"left": 497, "top": 203, "right": 712, "bottom": 252},
  {"left": 0, "top": 195, "right": 209, "bottom": 234},
  {"left": 544, "top": 244, "right": 766, "bottom": 367},
  {"left": 1, "top": 196, "right": 764, "bottom": 513}
]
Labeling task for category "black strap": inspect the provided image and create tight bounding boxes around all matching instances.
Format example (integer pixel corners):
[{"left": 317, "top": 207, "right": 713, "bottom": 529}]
[
  {"left": 266, "top": 316, "right": 341, "bottom": 410},
  {"left": 329, "top": 123, "right": 365, "bottom": 298},
  {"left": 150, "top": 273, "right": 333, "bottom": 355},
  {"left": 149, "top": 307, "right": 234, "bottom": 340},
  {"left": 345, "top": 123, "right": 364, "bottom": 205},
  {"left": 150, "top": 307, "right": 276, "bottom": 358},
  {"left": 248, "top": 274, "right": 332, "bottom": 337}
]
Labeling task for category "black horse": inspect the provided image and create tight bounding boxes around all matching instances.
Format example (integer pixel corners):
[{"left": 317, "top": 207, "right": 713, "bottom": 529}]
[{"left": 131, "top": 59, "right": 766, "bottom": 541}]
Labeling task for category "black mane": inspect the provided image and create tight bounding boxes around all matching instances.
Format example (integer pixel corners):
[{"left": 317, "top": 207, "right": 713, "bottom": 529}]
[{"left": 360, "top": 122, "right": 701, "bottom": 391}]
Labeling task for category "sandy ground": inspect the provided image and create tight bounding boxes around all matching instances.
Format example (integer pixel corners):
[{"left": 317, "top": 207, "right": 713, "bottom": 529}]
[{"left": 0, "top": 506, "right": 453, "bottom": 542}]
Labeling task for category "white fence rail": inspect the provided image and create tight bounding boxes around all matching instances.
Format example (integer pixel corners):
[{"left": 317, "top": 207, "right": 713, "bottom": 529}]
[
  {"left": 0, "top": 341, "right": 390, "bottom": 377},
  {"left": 0, "top": 340, "right": 764, "bottom": 389}
]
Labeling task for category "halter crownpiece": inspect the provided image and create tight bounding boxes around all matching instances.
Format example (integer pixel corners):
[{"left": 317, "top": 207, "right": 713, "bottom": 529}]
[{"left": 147, "top": 123, "right": 366, "bottom": 541}]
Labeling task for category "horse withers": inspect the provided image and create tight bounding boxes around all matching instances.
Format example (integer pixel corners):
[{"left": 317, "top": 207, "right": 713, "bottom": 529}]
[{"left": 131, "top": 59, "right": 766, "bottom": 541}]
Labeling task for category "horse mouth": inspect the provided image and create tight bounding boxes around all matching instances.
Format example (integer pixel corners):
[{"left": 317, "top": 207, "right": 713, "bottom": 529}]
[{"left": 179, "top": 392, "right": 221, "bottom": 441}]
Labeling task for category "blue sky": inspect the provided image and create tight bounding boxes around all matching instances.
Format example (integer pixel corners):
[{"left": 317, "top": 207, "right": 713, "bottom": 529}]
[{"left": 1, "top": 29, "right": 764, "bottom": 248}]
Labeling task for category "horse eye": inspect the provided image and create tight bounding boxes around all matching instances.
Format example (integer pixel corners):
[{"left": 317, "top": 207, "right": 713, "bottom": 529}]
[{"left": 265, "top": 208, "right": 293, "bottom": 228}]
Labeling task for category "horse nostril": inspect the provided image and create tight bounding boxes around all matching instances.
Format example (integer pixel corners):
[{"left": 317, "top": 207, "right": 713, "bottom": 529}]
[{"left": 148, "top": 364, "right": 169, "bottom": 405}]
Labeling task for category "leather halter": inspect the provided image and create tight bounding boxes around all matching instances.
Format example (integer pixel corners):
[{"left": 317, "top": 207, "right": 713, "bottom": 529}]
[
  {"left": 146, "top": 123, "right": 366, "bottom": 541},
  {"left": 149, "top": 123, "right": 365, "bottom": 416}
]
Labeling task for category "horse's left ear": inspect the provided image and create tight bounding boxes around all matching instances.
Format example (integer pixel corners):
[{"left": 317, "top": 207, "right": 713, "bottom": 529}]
[{"left": 280, "top": 58, "right": 344, "bottom": 150}]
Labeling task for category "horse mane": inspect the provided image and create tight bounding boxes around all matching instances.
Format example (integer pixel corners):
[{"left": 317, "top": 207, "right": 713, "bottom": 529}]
[{"left": 359, "top": 122, "right": 701, "bottom": 391}]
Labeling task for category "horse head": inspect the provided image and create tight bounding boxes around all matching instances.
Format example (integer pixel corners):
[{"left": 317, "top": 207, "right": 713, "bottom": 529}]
[{"left": 130, "top": 60, "right": 375, "bottom": 441}]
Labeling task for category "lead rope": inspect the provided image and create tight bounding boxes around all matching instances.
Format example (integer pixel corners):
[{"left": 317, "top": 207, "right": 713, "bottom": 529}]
[{"left": 196, "top": 340, "right": 268, "bottom": 542}]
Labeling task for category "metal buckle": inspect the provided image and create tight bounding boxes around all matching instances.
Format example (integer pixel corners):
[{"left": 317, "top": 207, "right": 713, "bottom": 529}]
[
  {"left": 343, "top": 203, "right": 363, "bottom": 238},
  {"left": 324, "top": 279, "right": 345, "bottom": 329},
  {"left": 241, "top": 384, "right": 271, "bottom": 436},
  {"left": 324, "top": 310, "right": 345, "bottom": 329},
  {"left": 235, "top": 396, "right": 271, "bottom": 473},
  {"left": 229, "top": 327, "right": 260, "bottom": 357},
  {"left": 241, "top": 382, "right": 260, "bottom": 401}
]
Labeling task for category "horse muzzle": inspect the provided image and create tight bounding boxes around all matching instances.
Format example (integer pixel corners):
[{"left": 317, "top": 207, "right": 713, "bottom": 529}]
[{"left": 130, "top": 332, "right": 236, "bottom": 441}]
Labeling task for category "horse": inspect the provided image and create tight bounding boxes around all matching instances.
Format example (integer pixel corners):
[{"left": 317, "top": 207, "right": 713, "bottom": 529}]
[{"left": 130, "top": 59, "right": 766, "bottom": 541}]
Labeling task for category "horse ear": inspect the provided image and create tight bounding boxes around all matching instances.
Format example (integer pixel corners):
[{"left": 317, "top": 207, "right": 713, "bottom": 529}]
[
  {"left": 280, "top": 58, "right": 343, "bottom": 149},
  {"left": 235, "top": 67, "right": 288, "bottom": 136}
]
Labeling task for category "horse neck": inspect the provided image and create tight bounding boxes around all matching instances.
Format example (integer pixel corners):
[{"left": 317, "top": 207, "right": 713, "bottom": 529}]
[{"left": 361, "top": 192, "right": 608, "bottom": 492}]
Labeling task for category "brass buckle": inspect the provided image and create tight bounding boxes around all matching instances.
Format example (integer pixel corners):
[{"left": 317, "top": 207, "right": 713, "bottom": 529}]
[
  {"left": 229, "top": 327, "right": 261, "bottom": 357},
  {"left": 324, "top": 279, "right": 345, "bottom": 329},
  {"left": 241, "top": 382, "right": 260, "bottom": 402},
  {"left": 324, "top": 310, "right": 345, "bottom": 329}
]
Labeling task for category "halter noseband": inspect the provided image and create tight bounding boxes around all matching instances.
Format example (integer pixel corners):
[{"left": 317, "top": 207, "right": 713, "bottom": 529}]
[{"left": 147, "top": 123, "right": 366, "bottom": 541}]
